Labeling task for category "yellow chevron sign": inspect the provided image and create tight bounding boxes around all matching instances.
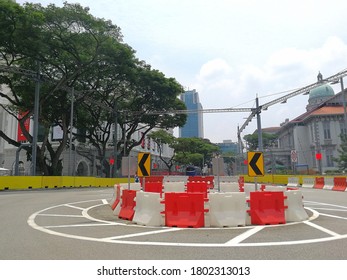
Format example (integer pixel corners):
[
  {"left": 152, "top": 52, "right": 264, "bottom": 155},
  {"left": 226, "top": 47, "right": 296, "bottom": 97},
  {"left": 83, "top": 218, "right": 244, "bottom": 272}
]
[
  {"left": 137, "top": 152, "right": 151, "bottom": 177},
  {"left": 247, "top": 152, "right": 264, "bottom": 177}
]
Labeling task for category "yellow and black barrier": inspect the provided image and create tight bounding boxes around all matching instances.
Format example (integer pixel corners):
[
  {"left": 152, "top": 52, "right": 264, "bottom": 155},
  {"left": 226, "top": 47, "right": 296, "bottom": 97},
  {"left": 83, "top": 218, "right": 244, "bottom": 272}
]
[
  {"left": 0, "top": 176, "right": 131, "bottom": 191},
  {"left": 241, "top": 174, "right": 338, "bottom": 186}
]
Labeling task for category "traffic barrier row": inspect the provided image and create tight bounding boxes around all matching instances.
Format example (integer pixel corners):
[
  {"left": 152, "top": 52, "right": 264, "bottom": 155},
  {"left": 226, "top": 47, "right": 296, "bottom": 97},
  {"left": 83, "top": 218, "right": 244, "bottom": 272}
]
[
  {"left": 186, "top": 181, "right": 209, "bottom": 198},
  {"left": 161, "top": 192, "right": 209, "bottom": 228},
  {"left": 187, "top": 175, "right": 214, "bottom": 189},
  {"left": 247, "top": 191, "right": 287, "bottom": 225},
  {"left": 207, "top": 192, "right": 247, "bottom": 227},
  {"left": 133, "top": 191, "right": 164, "bottom": 226},
  {"left": 287, "top": 177, "right": 300, "bottom": 188},
  {"left": 286, "top": 176, "right": 347, "bottom": 191},
  {"left": 109, "top": 184, "right": 308, "bottom": 228},
  {"left": 219, "top": 182, "right": 240, "bottom": 192}
]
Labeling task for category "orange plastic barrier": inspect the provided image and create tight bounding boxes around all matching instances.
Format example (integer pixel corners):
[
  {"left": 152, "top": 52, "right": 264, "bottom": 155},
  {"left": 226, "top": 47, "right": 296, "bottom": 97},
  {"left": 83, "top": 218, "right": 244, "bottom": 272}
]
[
  {"left": 162, "top": 192, "right": 208, "bottom": 228},
  {"left": 247, "top": 191, "right": 287, "bottom": 225},
  {"left": 140, "top": 176, "right": 163, "bottom": 183},
  {"left": 314, "top": 177, "right": 325, "bottom": 189},
  {"left": 118, "top": 189, "right": 137, "bottom": 221},
  {"left": 111, "top": 184, "right": 122, "bottom": 210},
  {"left": 188, "top": 176, "right": 214, "bottom": 189},
  {"left": 238, "top": 176, "right": 244, "bottom": 192},
  {"left": 333, "top": 177, "right": 347, "bottom": 191},
  {"left": 186, "top": 181, "right": 209, "bottom": 198},
  {"left": 143, "top": 182, "right": 163, "bottom": 195}
]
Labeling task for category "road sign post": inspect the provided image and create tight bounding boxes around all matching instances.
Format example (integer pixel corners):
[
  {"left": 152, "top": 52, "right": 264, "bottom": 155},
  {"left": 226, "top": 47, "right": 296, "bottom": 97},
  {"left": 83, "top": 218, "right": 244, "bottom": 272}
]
[
  {"left": 137, "top": 152, "right": 151, "bottom": 177},
  {"left": 247, "top": 152, "right": 264, "bottom": 177},
  {"left": 247, "top": 152, "right": 264, "bottom": 191},
  {"left": 138, "top": 152, "right": 151, "bottom": 191}
]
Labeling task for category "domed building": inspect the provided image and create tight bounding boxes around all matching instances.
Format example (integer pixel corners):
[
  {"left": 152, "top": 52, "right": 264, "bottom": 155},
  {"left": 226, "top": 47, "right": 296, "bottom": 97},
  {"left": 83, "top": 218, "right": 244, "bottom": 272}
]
[
  {"left": 306, "top": 72, "right": 335, "bottom": 111},
  {"left": 273, "top": 72, "right": 347, "bottom": 174}
]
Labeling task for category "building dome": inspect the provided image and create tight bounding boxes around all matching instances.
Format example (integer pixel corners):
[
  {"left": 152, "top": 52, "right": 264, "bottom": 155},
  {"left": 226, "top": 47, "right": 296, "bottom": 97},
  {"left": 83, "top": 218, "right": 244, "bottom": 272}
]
[
  {"left": 306, "top": 72, "right": 335, "bottom": 112},
  {"left": 308, "top": 83, "right": 335, "bottom": 101}
]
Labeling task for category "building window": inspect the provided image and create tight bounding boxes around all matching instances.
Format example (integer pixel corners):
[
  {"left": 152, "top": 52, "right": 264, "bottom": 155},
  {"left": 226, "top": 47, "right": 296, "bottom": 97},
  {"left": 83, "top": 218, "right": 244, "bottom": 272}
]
[
  {"left": 323, "top": 121, "right": 331, "bottom": 140},
  {"left": 311, "top": 150, "right": 317, "bottom": 168},
  {"left": 326, "top": 150, "right": 334, "bottom": 167},
  {"left": 340, "top": 120, "right": 347, "bottom": 135}
]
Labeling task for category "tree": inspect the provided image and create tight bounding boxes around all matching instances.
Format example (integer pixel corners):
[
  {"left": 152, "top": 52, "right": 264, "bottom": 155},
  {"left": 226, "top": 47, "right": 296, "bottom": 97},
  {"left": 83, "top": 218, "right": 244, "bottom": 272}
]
[
  {"left": 148, "top": 131, "right": 220, "bottom": 173},
  {"left": 0, "top": 1, "right": 187, "bottom": 176},
  {"left": 221, "top": 151, "right": 236, "bottom": 175},
  {"left": 334, "top": 134, "right": 347, "bottom": 172},
  {"left": 148, "top": 129, "right": 176, "bottom": 173},
  {"left": 243, "top": 132, "right": 277, "bottom": 151},
  {"left": 173, "top": 137, "right": 220, "bottom": 167},
  {"left": 1, "top": 2, "right": 126, "bottom": 175}
]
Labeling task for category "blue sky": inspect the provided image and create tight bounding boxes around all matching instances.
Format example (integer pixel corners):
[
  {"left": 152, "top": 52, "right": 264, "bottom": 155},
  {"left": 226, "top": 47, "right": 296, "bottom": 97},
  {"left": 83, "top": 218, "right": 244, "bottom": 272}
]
[{"left": 16, "top": 0, "right": 347, "bottom": 142}]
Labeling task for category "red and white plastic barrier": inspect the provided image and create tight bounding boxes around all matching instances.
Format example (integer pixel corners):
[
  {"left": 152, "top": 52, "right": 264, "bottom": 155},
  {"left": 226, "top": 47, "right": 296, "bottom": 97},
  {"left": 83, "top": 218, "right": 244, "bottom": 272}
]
[
  {"left": 207, "top": 192, "right": 247, "bottom": 227},
  {"left": 132, "top": 191, "right": 164, "bottom": 226}
]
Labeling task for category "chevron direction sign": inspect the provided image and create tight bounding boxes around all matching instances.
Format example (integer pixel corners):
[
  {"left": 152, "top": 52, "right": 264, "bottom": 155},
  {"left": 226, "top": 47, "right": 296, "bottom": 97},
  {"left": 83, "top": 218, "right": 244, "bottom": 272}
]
[
  {"left": 137, "top": 152, "right": 151, "bottom": 177},
  {"left": 247, "top": 151, "right": 264, "bottom": 177}
]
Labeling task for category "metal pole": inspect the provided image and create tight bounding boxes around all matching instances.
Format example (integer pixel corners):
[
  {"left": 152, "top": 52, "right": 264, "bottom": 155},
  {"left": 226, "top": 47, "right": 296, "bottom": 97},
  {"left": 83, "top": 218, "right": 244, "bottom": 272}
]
[
  {"left": 68, "top": 88, "right": 74, "bottom": 176},
  {"left": 113, "top": 101, "right": 118, "bottom": 177},
  {"left": 256, "top": 96, "right": 263, "bottom": 151},
  {"left": 255, "top": 96, "right": 263, "bottom": 191},
  {"left": 31, "top": 62, "right": 40, "bottom": 176}
]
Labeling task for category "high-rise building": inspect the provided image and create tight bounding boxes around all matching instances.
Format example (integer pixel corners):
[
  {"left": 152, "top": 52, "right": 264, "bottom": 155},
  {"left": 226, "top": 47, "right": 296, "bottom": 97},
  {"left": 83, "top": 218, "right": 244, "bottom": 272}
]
[{"left": 179, "top": 89, "right": 204, "bottom": 138}]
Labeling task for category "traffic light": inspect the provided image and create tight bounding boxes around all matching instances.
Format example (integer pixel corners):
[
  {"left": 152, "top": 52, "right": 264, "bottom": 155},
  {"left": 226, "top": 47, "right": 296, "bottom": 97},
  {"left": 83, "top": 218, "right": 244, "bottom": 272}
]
[{"left": 315, "top": 153, "right": 322, "bottom": 160}]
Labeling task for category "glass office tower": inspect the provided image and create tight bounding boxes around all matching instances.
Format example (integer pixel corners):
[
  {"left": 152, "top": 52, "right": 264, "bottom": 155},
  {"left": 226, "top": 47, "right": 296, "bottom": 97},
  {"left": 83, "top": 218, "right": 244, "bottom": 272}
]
[{"left": 179, "top": 89, "right": 204, "bottom": 138}]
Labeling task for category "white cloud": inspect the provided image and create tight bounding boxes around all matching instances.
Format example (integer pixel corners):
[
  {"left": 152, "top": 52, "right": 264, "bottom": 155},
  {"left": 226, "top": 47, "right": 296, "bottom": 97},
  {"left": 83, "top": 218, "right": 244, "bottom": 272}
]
[{"left": 192, "top": 36, "right": 347, "bottom": 141}]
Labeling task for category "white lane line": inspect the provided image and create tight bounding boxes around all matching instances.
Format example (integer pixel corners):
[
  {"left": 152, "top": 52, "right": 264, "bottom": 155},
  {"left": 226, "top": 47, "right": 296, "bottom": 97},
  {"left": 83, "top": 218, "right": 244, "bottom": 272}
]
[
  {"left": 102, "top": 227, "right": 184, "bottom": 241},
  {"left": 311, "top": 208, "right": 347, "bottom": 212},
  {"left": 318, "top": 212, "right": 347, "bottom": 221},
  {"left": 303, "top": 221, "right": 341, "bottom": 237},
  {"left": 224, "top": 226, "right": 265, "bottom": 245},
  {"left": 37, "top": 214, "right": 83, "bottom": 218},
  {"left": 102, "top": 199, "right": 108, "bottom": 205},
  {"left": 45, "top": 223, "right": 118, "bottom": 229},
  {"left": 305, "top": 200, "right": 347, "bottom": 209},
  {"left": 65, "top": 204, "right": 85, "bottom": 210}
]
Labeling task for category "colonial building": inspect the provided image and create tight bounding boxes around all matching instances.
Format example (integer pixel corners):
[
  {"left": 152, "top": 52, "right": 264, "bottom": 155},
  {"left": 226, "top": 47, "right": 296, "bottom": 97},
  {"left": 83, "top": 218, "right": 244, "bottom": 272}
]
[{"left": 275, "top": 75, "right": 347, "bottom": 174}]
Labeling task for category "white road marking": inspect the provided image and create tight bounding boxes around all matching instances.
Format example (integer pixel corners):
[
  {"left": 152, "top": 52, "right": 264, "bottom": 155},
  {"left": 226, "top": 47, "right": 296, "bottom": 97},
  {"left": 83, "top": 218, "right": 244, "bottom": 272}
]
[
  {"left": 103, "top": 227, "right": 183, "bottom": 241},
  {"left": 27, "top": 198, "right": 347, "bottom": 248},
  {"left": 305, "top": 200, "right": 347, "bottom": 209},
  {"left": 45, "top": 223, "right": 117, "bottom": 229},
  {"left": 311, "top": 207, "right": 347, "bottom": 212},
  {"left": 64, "top": 204, "right": 85, "bottom": 210},
  {"left": 225, "top": 226, "right": 265, "bottom": 245},
  {"left": 318, "top": 212, "right": 347, "bottom": 221},
  {"left": 303, "top": 221, "right": 341, "bottom": 237},
  {"left": 37, "top": 214, "right": 83, "bottom": 218}
]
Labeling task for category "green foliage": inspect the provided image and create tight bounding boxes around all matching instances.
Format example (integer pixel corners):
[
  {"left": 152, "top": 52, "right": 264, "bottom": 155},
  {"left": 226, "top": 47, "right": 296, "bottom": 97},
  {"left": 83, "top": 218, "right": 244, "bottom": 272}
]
[
  {"left": 334, "top": 134, "right": 347, "bottom": 172},
  {"left": 148, "top": 131, "right": 220, "bottom": 171},
  {"left": 172, "top": 137, "right": 220, "bottom": 167},
  {"left": 0, "top": 1, "right": 186, "bottom": 176},
  {"left": 243, "top": 132, "right": 278, "bottom": 151}
]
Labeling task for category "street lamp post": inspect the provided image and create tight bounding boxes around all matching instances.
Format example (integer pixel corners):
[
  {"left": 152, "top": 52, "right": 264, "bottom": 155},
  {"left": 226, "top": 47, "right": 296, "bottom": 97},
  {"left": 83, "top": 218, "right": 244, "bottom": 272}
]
[
  {"left": 31, "top": 62, "right": 41, "bottom": 176},
  {"left": 68, "top": 88, "right": 74, "bottom": 176}
]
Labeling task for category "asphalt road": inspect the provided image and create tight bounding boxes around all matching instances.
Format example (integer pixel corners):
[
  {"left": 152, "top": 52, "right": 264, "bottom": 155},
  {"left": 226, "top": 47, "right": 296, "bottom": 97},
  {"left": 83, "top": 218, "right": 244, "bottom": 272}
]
[{"left": 1, "top": 186, "right": 347, "bottom": 260}]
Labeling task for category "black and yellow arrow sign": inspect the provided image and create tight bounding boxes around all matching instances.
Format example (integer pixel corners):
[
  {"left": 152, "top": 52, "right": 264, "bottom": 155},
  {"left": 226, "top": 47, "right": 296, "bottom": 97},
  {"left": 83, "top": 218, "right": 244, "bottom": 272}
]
[
  {"left": 247, "top": 152, "right": 264, "bottom": 177},
  {"left": 138, "top": 152, "right": 151, "bottom": 177}
]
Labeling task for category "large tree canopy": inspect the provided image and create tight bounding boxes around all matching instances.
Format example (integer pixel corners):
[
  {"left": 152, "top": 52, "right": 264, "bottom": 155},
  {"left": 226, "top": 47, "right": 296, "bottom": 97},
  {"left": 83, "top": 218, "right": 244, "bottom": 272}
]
[{"left": 0, "top": 1, "right": 186, "bottom": 176}]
